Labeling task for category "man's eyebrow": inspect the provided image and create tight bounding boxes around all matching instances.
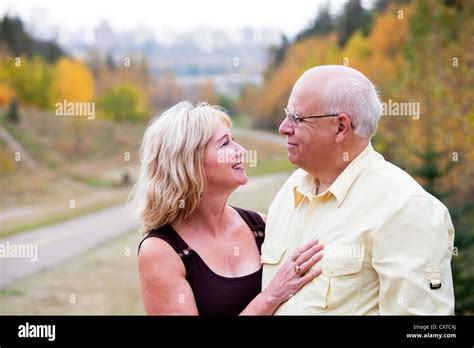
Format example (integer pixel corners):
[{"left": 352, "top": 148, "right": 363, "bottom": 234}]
[{"left": 287, "top": 106, "right": 297, "bottom": 114}]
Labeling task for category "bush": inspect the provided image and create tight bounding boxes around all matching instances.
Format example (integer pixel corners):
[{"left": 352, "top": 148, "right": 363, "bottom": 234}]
[
  {"left": 5, "top": 98, "right": 19, "bottom": 123},
  {"left": 97, "top": 84, "right": 146, "bottom": 122}
]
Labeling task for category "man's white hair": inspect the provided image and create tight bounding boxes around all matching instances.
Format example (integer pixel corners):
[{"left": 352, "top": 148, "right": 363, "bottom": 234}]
[{"left": 322, "top": 77, "right": 382, "bottom": 138}]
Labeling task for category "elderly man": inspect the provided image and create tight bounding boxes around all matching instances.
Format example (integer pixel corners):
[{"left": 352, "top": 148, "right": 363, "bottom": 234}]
[{"left": 261, "top": 65, "right": 455, "bottom": 315}]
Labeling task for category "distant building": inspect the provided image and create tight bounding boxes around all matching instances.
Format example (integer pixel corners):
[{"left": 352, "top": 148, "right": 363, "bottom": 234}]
[{"left": 94, "top": 20, "right": 114, "bottom": 51}]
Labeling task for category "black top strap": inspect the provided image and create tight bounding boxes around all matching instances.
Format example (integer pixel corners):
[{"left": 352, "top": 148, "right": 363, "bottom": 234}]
[
  {"left": 232, "top": 206, "right": 265, "bottom": 237},
  {"left": 231, "top": 207, "right": 265, "bottom": 254},
  {"left": 138, "top": 224, "right": 191, "bottom": 257}
]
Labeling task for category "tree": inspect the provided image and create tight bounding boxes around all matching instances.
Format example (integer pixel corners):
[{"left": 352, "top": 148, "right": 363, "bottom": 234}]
[
  {"left": 217, "top": 94, "right": 236, "bottom": 117},
  {"left": 1, "top": 55, "right": 53, "bottom": 109},
  {"left": 0, "top": 82, "right": 15, "bottom": 107},
  {"left": 265, "top": 34, "right": 290, "bottom": 76},
  {"left": 336, "top": 0, "right": 372, "bottom": 46},
  {"left": 49, "top": 57, "right": 95, "bottom": 154},
  {"left": 97, "top": 84, "right": 146, "bottom": 122},
  {"left": 0, "top": 15, "right": 63, "bottom": 63},
  {"left": 412, "top": 141, "right": 456, "bottom": 201},
  {"left": 49, "top": 57, "right": 94, "bottom": 104},
  {"left": 296, "top": 4, "right": 335, "bottom": 42}
]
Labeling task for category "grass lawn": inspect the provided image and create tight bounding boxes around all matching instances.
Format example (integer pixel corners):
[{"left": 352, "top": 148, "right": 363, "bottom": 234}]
[{"left": 0, "top": 230, "right": 144, "bottom": 314}]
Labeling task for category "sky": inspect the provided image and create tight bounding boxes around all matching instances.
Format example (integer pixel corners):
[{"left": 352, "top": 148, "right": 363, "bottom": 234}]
[{"left": 0, "top": 0, "right": 349, "bottom": 39}]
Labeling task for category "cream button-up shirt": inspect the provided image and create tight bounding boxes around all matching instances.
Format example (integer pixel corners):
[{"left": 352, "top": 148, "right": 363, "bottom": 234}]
[{"left": 262, "top": 143, "right": 455, "bottom": 315}]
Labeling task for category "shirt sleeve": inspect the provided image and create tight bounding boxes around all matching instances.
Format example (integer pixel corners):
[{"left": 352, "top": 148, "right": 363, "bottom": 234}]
[{"left": 372, "top": 195, "right": 455, "bottom": 315}]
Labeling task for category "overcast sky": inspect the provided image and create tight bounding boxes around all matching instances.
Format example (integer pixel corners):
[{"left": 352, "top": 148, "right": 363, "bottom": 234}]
[{"left": 1, "top": 0, "right": 351, "bottom": 38}]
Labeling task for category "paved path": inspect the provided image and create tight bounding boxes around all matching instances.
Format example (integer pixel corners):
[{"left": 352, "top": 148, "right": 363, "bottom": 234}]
[{"left": 0, "top": 204, "right": 139, "bottom": 288}]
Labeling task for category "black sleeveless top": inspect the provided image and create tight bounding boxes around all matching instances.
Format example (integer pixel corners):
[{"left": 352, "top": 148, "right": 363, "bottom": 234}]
[{"left": 138, "top": 207, "right": 266, "bottom": 316}]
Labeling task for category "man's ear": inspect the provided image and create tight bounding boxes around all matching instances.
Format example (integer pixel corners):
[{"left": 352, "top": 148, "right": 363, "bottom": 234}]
[{"left": 335, "top": 113, "right": 351, "bottom": 144}]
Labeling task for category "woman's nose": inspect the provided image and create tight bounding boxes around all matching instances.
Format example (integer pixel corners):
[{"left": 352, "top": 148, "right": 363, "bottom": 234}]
[{"left": 234, "top": 141, "right": 246, "bottom": 157}]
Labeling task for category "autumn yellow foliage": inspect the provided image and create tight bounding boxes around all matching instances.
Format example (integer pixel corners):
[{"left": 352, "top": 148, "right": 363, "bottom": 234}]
[{"left": 49, "top": 57, "right": 94, "bottom": 105}]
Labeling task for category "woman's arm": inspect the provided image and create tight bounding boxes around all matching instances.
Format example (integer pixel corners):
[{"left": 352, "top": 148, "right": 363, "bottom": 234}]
[
  {"left": 239, "top": 239, "right": 324, "bottom": 315},
  {"left": 138, "top": 238, "right": 199, "bottom": 315}
]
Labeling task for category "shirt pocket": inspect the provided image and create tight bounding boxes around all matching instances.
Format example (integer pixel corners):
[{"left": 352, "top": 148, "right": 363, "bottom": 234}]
[
  {"left": 299, "top": 253, "right": 364, "bottom": 315},
  {"left": 261, "top": 240, "right": 287, "bottom": 265}
]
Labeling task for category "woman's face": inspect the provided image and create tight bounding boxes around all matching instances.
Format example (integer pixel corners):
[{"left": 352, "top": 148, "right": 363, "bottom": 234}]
[{"left": 203, "top": 122, "right": 248, "bottom": 192}]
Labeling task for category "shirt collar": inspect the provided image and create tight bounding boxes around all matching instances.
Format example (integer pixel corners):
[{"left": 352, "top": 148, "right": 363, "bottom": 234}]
[
  {"left": 293, "top": 143, "right": 378, "bottom": 209},
  {"left": 293, "top": 174, "right": 317, "bottom": 208}
]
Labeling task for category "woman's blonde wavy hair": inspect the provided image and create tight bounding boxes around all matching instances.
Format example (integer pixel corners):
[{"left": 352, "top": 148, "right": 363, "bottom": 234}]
[{"left": 130, "top": 101, "right": 232, "bottom": 235}]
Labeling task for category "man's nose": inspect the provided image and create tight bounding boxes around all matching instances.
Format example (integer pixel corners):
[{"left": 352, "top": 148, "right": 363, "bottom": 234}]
[{"left": 279, "top": 117, "right": 294, "bottom": 136}]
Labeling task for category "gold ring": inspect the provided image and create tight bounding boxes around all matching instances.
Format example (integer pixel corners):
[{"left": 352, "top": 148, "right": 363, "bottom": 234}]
[{"left": 294, "top": 265, "right": 301, "bottom": 275}]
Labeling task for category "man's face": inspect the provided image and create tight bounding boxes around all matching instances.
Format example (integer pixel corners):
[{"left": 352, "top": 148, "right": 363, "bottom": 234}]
[{"left": 279, "top": 86, "right": 338, "bottom": 172}]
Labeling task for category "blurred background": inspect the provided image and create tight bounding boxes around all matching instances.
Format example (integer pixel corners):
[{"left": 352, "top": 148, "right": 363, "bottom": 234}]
[{"left": 0, "top": 0, "right": 472, "bottom": 314}]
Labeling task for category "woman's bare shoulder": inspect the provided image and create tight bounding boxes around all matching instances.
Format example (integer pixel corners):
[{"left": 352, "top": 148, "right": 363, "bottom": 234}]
[{"left": 138, "top": 237, "right": 185, "bottom": 275}]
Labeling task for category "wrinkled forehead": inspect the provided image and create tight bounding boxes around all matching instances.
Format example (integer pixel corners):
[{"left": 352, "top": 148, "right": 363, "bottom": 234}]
[{"left": 288, "top": 82, "right": 326, "bottom": 115}]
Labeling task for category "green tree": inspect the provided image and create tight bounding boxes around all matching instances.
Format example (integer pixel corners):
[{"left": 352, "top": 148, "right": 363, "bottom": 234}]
[
  {"left": 217, "top": 94, "right": 236, "bottom": 117},
  {"left": 0, "top": 15, "right": 63, "bottom": 63},
  {"left": 296, "top": 4, "right": 335, "bottom": 42},
  {"left": 2, "top": 55, "right": 53, "bottom": 109},
  {"left": 265, "top": 34, "right": 290, "bottom": 75},
  {"left": 336, "top": 0, "right": 372, "bottom": 46},
  {"left": 97, "top": 84, "right": 146, "bottom": 122}
]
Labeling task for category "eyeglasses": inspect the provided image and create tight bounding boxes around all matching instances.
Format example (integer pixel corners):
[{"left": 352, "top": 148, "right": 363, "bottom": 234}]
[{"left": 284, "top": 108, "right": 340, "bottom": 126}]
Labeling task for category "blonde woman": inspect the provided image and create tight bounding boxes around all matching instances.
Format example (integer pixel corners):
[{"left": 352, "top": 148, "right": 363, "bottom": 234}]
[{"left": 133, "top": 102, "right": 324, "bottom": 315}]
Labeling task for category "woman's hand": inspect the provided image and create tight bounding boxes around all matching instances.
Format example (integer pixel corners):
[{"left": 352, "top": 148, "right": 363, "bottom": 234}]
[{"left": 262, "top": 239, "right": 324, "bottom": 306}]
